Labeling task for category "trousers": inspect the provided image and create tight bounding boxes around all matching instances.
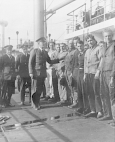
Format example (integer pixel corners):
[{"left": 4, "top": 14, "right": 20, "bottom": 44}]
[
  {"left": 86, "top": 74, "right": 102, "bottom": 112},
  {"left": 31, "top": 76, "right": 45, "bottom": 107},
  {"left": 20, "top": 77, "right": 31, "bottom": 103},
  {"left": 100, "top": 71, "right": 112, "bottom": 117}
]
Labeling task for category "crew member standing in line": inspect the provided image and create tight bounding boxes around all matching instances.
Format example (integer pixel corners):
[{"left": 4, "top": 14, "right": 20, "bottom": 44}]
[
  {"left": 64, "top": 39, "right": 75, "bottom": 106},
  {"left": 57, "top": 43, "right": 68, "bottom": 104},
  {"left": 0, "top": 45, "right": 15, "bottom": 107},
  {"left": 69, "top": 36, "right": 80, "bottom": 109},
  {"left": 75, "top": 40, "right": 89, "bottom": 114},
  {"left": 15, "top": 43, "right": 31, "bottom": 105},
  {"left": 84, "top": 34, "right": 103, "bottom": 118},
  {"left": 29, "top": 37, "right": 63, "bottom": 110},
  {"left": 97, "top": 29, "right": 114, "bottom": 121},
  {"left": 109, "top": 59, "right": 115, "bottom": 126}
]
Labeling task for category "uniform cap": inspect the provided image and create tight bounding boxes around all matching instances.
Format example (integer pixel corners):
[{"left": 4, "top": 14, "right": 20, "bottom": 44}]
[
  {"left": 36, "top": 37, "right": 46, "bottom": 42},
  {"left": 21, "top": 42, "right": 28, "bottom": 49},
  {"left": 4, "top": 45, "right": 13, "bottom": 50}
]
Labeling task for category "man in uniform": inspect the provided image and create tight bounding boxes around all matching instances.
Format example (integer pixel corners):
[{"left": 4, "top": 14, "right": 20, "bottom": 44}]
[
  {"left": 15, "top": 43, "right": 31, "bottom": 105},
  {"left": 0, "top": 45, "right": 15, "bottom": 107},
  {"left": 29, "top": 37, "right": 63, "bottom": 110}
]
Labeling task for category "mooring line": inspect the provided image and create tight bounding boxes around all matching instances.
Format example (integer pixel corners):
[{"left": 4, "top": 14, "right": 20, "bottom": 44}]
[{"left": 0, "top": 126, "right": 10, "bottom": 142}]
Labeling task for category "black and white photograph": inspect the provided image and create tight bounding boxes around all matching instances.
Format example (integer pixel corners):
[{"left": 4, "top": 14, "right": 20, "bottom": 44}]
[{"left": 0, "top": 0, "right": 115, "bottom": 141}]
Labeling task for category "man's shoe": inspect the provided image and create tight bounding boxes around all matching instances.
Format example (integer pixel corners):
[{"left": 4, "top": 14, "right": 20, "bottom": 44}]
[
  {"left": 97, "top": 112, "right": 103, "bottom": 118},
  {"left": 76, "top": 108, "right": 84, "bottom": 114},
  {"left": 109, "top": 120, "right": 115, "bottom": 127},
  {"left": 7, "top": 103, "right": 15, "bottom": 107},
  {"left": 34, "top": 107, "right": 38, "bottom": 110},
  {"left": 44, "top": 96, "right": 50, "bottom": 101},
  {"left": 99, "top": 116, "right": 112, "bottom": 121},
  {"left": 85, "top": 112, "right": 97, "bottom": 118},
  {"left": 83, "top": 108, "right": 90, "bottom": 115},
  {"left": 38, "top": 105, "right": 41, "bottom": 110},
  {"left": 68, "top": 104, "right": 78, "bottom": 109},
  {"left": 20, "top": 102, "right": 24, "bottom": 106},
  {"left": 34, "top": 106, "right": 41, "bottom": 110}
]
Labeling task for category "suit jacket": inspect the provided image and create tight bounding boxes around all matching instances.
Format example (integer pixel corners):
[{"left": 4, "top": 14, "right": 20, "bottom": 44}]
[
  {"left": 15, "top": 53, "right": 30, "bottom": 77},
  {"left": 29, "top": 48, "right": 59, "bottom": 78},
  {"left": 0, "top": 54, "right": 15, "bottom": 80}
]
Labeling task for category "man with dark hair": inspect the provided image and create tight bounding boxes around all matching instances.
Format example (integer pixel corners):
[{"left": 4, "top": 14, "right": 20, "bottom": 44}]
[
  {"left": 15, "top": 43, "right": 31, "bottom": 105},
  {"left": 0, "top": 45, "right": 15, "bottom": 107},
  {"left": 73, "top": 36, "right": 80, "bottom": 41},
  {"left": 75, "top": 40, "right": 90, "bottom": 114},
  {"left": 29, "top": 37, "right": 63, "bottom": 110},
  {"left": 84, "top": 34, "right": 103, "bottom": 118}
]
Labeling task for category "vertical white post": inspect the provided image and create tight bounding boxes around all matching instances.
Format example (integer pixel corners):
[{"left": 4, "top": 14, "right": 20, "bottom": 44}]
[{"left": 33, "top": 0, "right": 44, "bottom": 48}]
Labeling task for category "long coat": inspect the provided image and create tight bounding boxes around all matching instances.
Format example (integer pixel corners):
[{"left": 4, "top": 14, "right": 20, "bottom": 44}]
[
  {"left": 29, "top": 48, "right": 59, "bottom": 107},
  {"left": 0, "top": 54, "right": 16, "bottom": 80},
  {"left": 15, "top": 53, "right": 30, "bottom": 77}
]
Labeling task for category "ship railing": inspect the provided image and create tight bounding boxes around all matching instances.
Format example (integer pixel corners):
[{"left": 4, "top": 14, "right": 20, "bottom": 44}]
[{"left": 66, "top": 0, "right": 115, "bottom": 34}]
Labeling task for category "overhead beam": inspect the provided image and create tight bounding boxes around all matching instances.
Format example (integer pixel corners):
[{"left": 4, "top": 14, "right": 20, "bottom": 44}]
[{"left": 46, "top": 0, "right": 76, "bottom": 15}]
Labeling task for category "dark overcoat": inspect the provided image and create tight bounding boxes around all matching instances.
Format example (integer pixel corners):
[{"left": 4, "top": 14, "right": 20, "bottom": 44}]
[{"left": 15, "top": 53, "right": 30, "bottom": 77}]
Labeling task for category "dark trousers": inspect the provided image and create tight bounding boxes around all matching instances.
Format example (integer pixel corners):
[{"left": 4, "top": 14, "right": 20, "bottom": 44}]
[
  {"left": 109, "top": 79, "right": 115, "bottom": 119},
  {"left": 0, "top": 80, "right": 2, "bottom": 105},
  {"left": 100, "top": 71, "right": 112, "bottom": 117},
  {"left": 86, "top": 74, "right": 102, "bottom": 112},
  {"left": 109, "top": 79, "right": 115, "bottom": 106},
  {"left": 83, "top": 75, "right": 90, "bottom": 110},
  {"left": 1, "top": 80, "right": 15, "bottom": 105},
  {"left": 52, "top": 77, "right": 60, "bottom": 101},
  {"left": 76, "top": 69, "right": 85, "bottom": 110},
  {"left": 31, "top": 77, "right": 45, "bottom": 107},
  {"left": 72, "top": 68, "right": 79, "bottom": 105},
  {"left": 41, "top": 82, "right": 46, "bottom": 98},
  {"left": 20, "top": 77, "right": 31, "bottom": 103}
]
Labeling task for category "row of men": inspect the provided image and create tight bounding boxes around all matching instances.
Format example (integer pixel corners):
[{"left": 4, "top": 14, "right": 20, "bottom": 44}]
[
  {"left": 0, "top": 44, "right": 32, "bottom": 109},
  {"left": 42, "top": 29, "right": 115, "bottom": 126},
  {"left": 0, "top": 37, "right": 66, "bottom": 110},
  {"left": 0, "top": 29, "right": 114, "bottom": 126}
]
